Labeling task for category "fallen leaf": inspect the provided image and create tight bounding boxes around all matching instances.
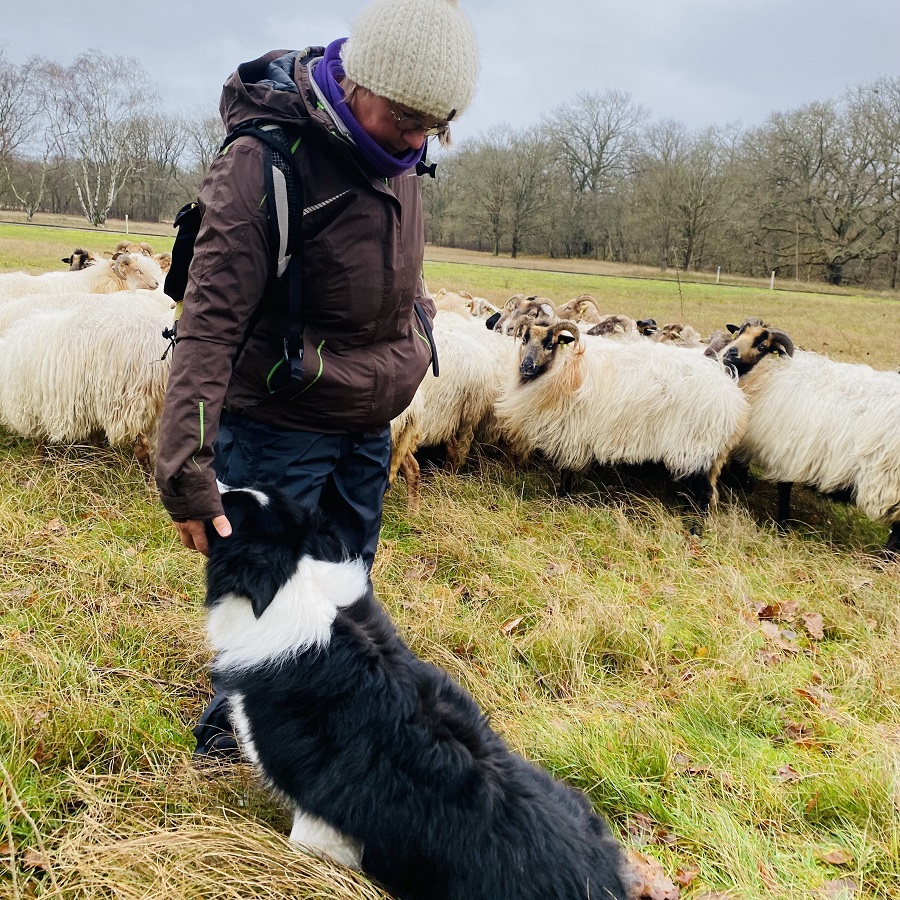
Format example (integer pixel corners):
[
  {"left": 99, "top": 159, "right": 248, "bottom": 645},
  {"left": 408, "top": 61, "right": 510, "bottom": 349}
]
[
  {"left": 818, "top": 848, "right": 854, "bottom": 866},
  {"left": 781, "top": 721, "right": 819, "bottom": 749},
  {"left": 758, "top": 862, "right": 779, "bottom": 890},
  {"left": 625, "top": 849, "right": 680, "bottom": 900},
  {"left": 775, "top": 763, "right": 802, "bottom": 782},
  {"left": 46, "top": 518, "right": 64, "bottom": 532},
  {"left": 674, "top": 865, "right": 700, "bottom": 887},
  {"left": 0, "top": 842, "right": 12, "bottom": 856},
  {"left": 805, "top": 791, "right": 821, "bottom": 813},
  {"left": 20, "top": 848, "right": 50, "bottom": 870},
  {"left": 802, "top": 613, "right": 825, "bottom": 640},
  {"left": 500, "top": 616, "right": 523, "bottom": 636},
  {"left": 818, "top": 877, "right": 856, "bottom": 898}
]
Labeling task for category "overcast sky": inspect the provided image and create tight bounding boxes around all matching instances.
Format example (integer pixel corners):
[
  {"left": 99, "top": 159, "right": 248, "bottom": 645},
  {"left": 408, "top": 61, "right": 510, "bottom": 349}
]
[{"left": 5, "top": 0, "right": 899, "bottom": 144}]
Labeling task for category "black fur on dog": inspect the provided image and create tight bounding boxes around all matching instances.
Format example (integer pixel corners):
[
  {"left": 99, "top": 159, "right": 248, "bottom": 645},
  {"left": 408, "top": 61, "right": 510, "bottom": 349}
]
[{"left": 205, "top": 486, "right": 630, "bottom": 900}]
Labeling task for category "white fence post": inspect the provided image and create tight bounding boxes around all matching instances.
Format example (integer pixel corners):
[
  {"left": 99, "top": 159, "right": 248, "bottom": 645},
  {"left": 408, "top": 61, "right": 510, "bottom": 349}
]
[
  {"left": 716, "top": 266, "right": 721, "bottom": 284},
  {"left": 125, "top": 214, "right": 129, "bottom": 234},
  {"left": 770, "top": 271, "right": 775, "bottom": 290}
]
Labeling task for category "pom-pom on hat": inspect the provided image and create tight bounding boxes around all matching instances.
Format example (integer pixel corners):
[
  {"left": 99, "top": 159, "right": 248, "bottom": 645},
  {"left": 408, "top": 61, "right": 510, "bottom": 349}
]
[{"left": 342, "top": 0, "right": 478, "bottom": 121}]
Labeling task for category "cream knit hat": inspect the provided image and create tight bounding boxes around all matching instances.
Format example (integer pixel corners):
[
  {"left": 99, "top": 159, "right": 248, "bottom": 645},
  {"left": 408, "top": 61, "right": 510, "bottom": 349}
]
[{"left": 342, "top": 0, "right": 479, "bottom": 120}]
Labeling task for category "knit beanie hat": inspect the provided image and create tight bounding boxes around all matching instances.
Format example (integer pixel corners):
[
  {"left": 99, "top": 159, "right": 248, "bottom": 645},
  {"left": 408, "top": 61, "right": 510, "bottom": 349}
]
[{"left": 341, "top": 0, "right": 478, "bottom": 121}]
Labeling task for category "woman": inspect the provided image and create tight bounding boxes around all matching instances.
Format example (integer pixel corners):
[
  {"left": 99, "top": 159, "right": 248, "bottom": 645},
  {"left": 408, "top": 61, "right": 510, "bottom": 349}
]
[{"left": 155, "top": 0, "right": 479, "bottom": 755}]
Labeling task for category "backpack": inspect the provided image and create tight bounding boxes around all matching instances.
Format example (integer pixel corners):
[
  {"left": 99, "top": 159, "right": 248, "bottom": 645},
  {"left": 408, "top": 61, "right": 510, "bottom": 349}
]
[{"left": 164, "top": 120, "right": 307, "bottom": 381}]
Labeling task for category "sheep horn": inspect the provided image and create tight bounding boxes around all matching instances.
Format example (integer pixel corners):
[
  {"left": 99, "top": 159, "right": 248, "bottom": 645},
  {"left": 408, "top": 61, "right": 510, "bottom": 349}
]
[
  {"left": 552, "top": 320, "right": 581, "bottom": 346},
  {"left": 769, "top": 328, "right": 795, "bottom": 357},
  {"left": 576, "top": 293, "right": 602, "bottom": 317}
]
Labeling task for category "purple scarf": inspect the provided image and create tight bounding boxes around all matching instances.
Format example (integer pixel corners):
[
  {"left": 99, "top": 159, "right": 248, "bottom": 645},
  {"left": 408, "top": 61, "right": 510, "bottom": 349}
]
[{"left": 312, "top": 38, "right": 424, "bottom": 179}]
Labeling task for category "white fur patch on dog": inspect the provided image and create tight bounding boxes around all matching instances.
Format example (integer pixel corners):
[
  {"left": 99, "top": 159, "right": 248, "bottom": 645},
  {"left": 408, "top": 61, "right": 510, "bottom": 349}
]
[
  {"left": 207, "top": 556, "right": 368, "bottom": 671},
  {"left": 215, "top": 481, "right": 269, "bottom": 507},
  {"left": 226, "top": 692, "right": 260, "bottom": 766},
  {"left": 290, "top": 808, "right": 363, "bottom": 870}
]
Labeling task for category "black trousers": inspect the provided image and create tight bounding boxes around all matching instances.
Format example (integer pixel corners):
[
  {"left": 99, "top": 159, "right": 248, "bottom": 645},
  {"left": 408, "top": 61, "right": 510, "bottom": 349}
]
[
  {"left": 213, "top": 409, "right": 391, "bottom": 570},
  {"left": 194, "top": 410, "right": 391, "bottom": 755}
]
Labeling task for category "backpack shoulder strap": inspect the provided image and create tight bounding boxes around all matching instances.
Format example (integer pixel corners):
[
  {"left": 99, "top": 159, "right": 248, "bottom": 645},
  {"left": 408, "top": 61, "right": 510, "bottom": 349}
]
[{"left": 225, "top": 120, "right": 307, "bottom": 381}]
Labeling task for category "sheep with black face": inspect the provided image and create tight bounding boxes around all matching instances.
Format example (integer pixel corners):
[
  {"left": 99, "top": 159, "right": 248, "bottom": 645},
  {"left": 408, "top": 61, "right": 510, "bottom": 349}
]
[
  {"left": 495, "top": 319, "right": 749, "bottom": 513},
  {"left": 720, "top": 319, "right": 900, "bottom": 555}
]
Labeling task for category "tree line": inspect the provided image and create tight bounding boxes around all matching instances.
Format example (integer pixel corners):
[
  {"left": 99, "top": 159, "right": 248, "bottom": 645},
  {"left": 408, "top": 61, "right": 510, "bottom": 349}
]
[{"left": 2, "top": 49, "right": 898, "bottom": 288}]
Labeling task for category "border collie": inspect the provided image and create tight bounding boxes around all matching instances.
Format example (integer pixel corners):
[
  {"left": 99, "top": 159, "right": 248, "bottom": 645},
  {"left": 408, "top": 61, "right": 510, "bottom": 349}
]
[{"left": 204, "top": 486, "right": 630, "bottom": 900}]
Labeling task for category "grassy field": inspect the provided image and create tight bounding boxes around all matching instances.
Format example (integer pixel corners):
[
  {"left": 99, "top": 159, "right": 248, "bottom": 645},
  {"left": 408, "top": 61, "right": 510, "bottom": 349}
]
[{"left": 1, "top": 221, "right": 899, "bottom": 898}]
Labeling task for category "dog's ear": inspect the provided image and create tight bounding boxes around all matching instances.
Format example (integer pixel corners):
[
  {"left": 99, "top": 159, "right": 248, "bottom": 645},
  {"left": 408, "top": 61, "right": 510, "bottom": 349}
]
[{"left": 205, "top": 536, "right": 291, "bottom": 619}]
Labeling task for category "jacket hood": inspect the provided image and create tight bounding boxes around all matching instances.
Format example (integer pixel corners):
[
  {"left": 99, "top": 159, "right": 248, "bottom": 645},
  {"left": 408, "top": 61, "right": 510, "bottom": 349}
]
[{"left": 219, "top": 48, "right": 328, "bottom": 133}]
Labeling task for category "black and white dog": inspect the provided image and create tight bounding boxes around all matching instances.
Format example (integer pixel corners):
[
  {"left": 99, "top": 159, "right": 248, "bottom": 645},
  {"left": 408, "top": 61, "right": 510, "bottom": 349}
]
[{"left": 204, "top": 486, "right": 630, "bottom": 900}]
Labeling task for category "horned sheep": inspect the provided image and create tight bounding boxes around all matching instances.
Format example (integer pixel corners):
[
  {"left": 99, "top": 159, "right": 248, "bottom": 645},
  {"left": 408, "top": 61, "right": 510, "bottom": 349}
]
[
  {"left": 719, "top": 319, "right": 900, "bottom": 555},
  {"left": 494, "top": 320, "right": 749, "bottom": 513},
  {"left": 0, "top": 253, "right": 160, "bottom": 297}
]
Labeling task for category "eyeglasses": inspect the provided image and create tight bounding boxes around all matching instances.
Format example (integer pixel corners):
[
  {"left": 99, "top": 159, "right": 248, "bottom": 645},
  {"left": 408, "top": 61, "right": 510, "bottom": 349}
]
[{"left": 388, "top": 103, "right": 450, "bottom": 137}]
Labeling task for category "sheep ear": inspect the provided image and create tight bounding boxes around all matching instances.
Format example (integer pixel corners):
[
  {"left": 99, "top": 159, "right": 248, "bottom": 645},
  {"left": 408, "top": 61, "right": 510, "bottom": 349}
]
[
  {"left": 726, "top": 322, "right": 740, "bottom": 334},
  {"left": 485, "top": 311, "right": 501, "bottom": 330},
  {"left": 558, "top": 333, "right": 576, "bottom": 345}
]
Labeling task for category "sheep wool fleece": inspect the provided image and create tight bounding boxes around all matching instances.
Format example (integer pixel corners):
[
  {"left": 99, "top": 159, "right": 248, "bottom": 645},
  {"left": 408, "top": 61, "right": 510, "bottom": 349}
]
[{"left": 155, "top": 48, "right": 436, "bottom": 523}]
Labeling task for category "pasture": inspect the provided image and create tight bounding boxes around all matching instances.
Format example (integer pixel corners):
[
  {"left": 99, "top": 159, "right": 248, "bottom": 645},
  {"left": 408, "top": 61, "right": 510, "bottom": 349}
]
[{"left": 1, "top": 221, "right": 899, "bottom": 898}]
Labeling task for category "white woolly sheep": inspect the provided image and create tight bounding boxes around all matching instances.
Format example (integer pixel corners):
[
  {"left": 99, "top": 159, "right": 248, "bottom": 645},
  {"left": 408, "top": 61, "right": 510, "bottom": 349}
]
[
  {"left": 0, "top": 298, "right": 173, "bottom": 461},
  {"left": 390, "top": 312, "right": 516, "bottom": 509},
  {"left": 494, "top": 320, "right": 749, "bottom": 514},
  {"left": 0, "top": 289, "right": 172, "bottom": 337},
  {"left": 0, "top": 253, "right": 159, "bottom": 298},
  {"left": 720, "top": 319, "right": 900, "bottom": 555}
]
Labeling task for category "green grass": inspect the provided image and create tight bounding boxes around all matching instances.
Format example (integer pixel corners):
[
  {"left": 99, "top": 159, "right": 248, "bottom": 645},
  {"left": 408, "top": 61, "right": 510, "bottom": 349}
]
[
  {"left": 0, "top": 223, "right": 174, "bottom": 274},
  {"left": 1, "top": 223, "right": 899, "bottom": 897}
]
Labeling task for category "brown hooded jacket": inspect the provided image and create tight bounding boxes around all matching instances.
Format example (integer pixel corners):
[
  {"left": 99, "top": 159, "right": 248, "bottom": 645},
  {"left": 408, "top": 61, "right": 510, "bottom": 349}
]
[{"left": 154, "top": 48, "right": 436, "bottom": 522}]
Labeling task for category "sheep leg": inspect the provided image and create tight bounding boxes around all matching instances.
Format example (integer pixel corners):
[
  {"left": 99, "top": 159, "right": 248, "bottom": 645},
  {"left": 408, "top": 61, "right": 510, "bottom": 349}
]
[
  {"left": 445, "top": 423, "right": 475, "bottom": 472},
  {"left": 776, "top": 481, "right": 792, "bottom": 531},
  {"left": 674, "top": 470, "right": 715, "bottom": 535},
  {"left": 399, "top": 452, "right": 421, "bottom": 514},
  {"left": 677, "top": 471, "right": 714, "bottom": 514},
  {"left": 558, "top": 469, "right": 575, "bottom": 495}
]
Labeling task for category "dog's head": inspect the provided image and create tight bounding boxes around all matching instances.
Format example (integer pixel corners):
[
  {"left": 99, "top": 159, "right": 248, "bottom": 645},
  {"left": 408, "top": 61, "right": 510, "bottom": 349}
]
[{"left": 205, "top": 486, "right": 346, "bottom": 619}]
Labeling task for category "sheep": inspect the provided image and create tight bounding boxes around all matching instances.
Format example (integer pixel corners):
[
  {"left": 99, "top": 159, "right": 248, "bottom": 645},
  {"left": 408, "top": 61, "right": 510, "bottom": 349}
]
[
  {"left": 636, "top": 318, "right": 658, "bottom": 337},
  {"left": 486, "top": 294, "right": 556, "bottom": 335},
  {"left": 0, "top": 298, "right": 173, "bottom": 464},
  {"left": 719, "top": 319, "right": 900, "bottom": 555},
  {"left": 389, "top": 312, "right": 516, "bottom": 509},
  {"left": 494, "top": 320, "right": 749, "bottom": 515},
  {"left": 0, "top": 253, "right": 159, "bottom": 298},
  {"left": 153, "top": 251, "right": 172, "bottom": 274},
  {"left": 555, "top": 293, "right": 603, "bottom": 324},
  {"left": 61, "top": 248, "right": 102, "bottom": 270},
  {"left": 652, "top": 322, "right": 704, "bottom": 348},
  {"left": 433, "top": 288, "right": 475, "bottom": 318},
  {"left": 114, "top": 239, "right": 154, "bottom": 256},
  {"left": 585, "top": 314, "right": 641, "bottom": 339},
  {"left": 0, "top": 289, "right": 172, "bottom": 337}
]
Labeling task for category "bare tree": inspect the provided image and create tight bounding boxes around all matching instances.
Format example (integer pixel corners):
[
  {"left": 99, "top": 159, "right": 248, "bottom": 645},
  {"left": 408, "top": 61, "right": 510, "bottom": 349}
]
[
  {"left": 42, "top": 51, "right": 159, "bottom": 226},
  {"left": 454, "top": 129, "right": 516, "bottom": 255},
  {"left": 0, "top": 48, "right": 37, "bottom": 160},
  {"left": 0, "top": 49, "right": 55, "bottom": 219},
  {"left": 747, "top": 97, "right": 896, "bottom": 284},
  {"left": 117, "top": 112, "right": 189, "bottom": 222}
]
